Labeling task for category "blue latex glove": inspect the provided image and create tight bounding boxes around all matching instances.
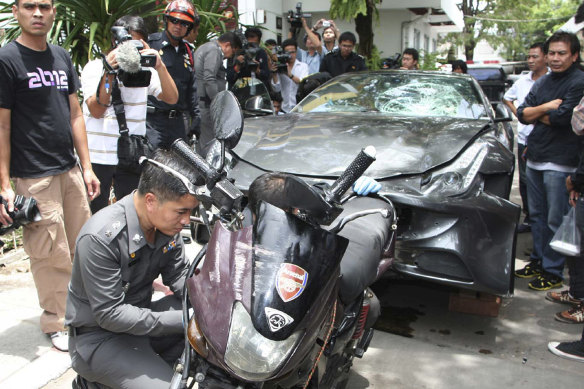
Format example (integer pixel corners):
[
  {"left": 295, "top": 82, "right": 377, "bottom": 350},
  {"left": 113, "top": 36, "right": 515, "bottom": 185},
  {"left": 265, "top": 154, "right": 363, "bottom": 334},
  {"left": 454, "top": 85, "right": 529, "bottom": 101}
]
[{"left": 352, "top": 176, "right": 381, "bottom": 196}]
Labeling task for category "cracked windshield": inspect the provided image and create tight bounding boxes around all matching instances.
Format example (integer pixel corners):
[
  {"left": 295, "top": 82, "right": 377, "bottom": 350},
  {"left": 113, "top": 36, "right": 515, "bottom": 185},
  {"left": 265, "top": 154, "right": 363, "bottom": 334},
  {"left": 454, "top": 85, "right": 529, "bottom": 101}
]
[{"left": 294, "top": 73, "right": 487, "bottom": 119}]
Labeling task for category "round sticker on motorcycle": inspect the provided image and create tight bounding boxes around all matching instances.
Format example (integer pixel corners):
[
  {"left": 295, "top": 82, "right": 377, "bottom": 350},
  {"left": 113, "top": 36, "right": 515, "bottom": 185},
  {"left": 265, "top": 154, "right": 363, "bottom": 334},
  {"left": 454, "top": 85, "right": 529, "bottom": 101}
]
[{"left": 276, "top": 263, "right": 308, "bottom": 303}]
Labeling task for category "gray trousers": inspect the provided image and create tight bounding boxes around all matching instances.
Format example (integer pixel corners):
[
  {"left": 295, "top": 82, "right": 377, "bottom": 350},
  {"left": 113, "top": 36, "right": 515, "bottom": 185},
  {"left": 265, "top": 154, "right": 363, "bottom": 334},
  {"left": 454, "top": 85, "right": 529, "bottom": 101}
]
[{"left": 69, "top": 296, "right": 183, "bottom": 389}]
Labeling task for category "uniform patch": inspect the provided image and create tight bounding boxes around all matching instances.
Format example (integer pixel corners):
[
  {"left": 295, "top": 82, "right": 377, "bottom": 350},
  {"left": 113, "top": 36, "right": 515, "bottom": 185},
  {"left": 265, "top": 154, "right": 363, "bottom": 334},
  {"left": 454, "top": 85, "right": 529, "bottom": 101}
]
[
  {"left": 276, "top": 263, "right": 308, "bottom": 303},
  {"left": 265, "top": 307, "right": 294, "bottom": 332},
  {"left": 162, "top": 239, "right": 178, "bottom": 254}
]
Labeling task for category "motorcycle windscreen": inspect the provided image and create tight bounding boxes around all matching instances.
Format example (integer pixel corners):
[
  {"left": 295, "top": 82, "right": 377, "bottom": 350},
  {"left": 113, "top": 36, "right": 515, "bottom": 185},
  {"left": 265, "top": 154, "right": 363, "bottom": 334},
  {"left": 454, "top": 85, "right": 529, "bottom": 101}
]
[{"left": 251, "top": 201, "right": 348, "bottom": 341}]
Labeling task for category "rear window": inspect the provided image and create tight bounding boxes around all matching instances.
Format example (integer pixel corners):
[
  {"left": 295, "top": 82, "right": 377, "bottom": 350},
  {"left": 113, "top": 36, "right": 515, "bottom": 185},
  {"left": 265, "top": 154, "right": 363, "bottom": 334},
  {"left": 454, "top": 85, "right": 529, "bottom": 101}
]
[{"left": 467, "top": 68, "right": 504, "bottom": 81}]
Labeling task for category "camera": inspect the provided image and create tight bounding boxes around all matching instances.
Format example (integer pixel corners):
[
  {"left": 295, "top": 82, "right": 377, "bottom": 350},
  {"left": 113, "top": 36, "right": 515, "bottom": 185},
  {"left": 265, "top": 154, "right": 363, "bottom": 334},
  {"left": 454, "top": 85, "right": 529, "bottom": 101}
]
[
  {"left": 322, "top": 20, "right": 330, "bottom": 28},
  {"left": 274, "top": 46, "right": 292, "bottom": 72},
  {"left": 382, "top": 53, "right": 402, "bottom": 69},
  {"left": 234, "top": 30, "right": 261, "bottom": 73},
  {"left": 287, "top": 2, "right": 311, "bottom": 28},
  {"left": 109, "top": 26, "right": 156, "bottom": 87},
  {"left": 0, "top": 195, "right": 42, "bottom": 237}
]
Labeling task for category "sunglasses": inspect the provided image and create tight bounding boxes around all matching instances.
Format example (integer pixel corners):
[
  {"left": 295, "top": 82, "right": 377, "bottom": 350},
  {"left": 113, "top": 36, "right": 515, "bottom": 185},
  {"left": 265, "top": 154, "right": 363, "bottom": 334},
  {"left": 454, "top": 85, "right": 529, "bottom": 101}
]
[{"left": 168, "top": 16, "right": 192, "bottom": 29}]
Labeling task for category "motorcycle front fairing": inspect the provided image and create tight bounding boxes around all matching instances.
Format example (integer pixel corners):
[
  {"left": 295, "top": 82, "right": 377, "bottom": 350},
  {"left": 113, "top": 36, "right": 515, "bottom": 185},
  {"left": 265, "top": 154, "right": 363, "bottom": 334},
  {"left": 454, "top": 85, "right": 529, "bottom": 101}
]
[{"left": 188, "top": 201, "right": 348, "bottom": 382}]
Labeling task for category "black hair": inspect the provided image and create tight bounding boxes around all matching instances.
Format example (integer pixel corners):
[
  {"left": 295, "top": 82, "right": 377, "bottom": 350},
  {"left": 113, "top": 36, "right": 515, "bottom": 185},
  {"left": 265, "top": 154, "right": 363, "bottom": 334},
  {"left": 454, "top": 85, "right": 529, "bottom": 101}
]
[
  {"left": 247, "top": 173, "right": 288, "bottom": 215},
  {"left": 338, "top": 31, "right": 356, "bottom": 45},
  {"left": 282, "top": 38, "right": 297, "bottom": 50},
  {"left": 218, "top": 31, "right": 243, "bottom": 51},
  {"left": 265, "top": 39, "right": 277, "bottom": 46},
  {"left": 137, "top": 149, "right": 200, "bottom": 203},
  {"left": 15, "top": 0, "right": 54, "bottom": 5},
  {"left": 403, "top": 48, "right": 419, "bottom": 61},
  {"left": 270, "top": 91, "right": 283, "bottom": 103},
  {"left": 304, "top": 32, "right": 321, "bottom": 43},
  {"left": 544, "top": 31, "right": 581, "bottom": 63},
  {"left": 529, "top": 42, "right": 545, "bottom": 52},
  {"left": 245, "top": 27, "right": 262, "bottom": 41},
  {"left": 113, "top": 15, "right": 148, "bottom": 42},
  {"left": 451, "top": 59, "right": 467, "bottom": 73}
]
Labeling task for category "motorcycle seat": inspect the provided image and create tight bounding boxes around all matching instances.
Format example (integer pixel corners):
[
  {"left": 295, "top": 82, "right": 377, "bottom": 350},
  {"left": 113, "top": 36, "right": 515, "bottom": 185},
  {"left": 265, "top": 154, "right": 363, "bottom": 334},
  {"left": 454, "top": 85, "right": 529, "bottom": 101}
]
[{"left": 333, "top": 197, "right": 392, "bottom": 304}]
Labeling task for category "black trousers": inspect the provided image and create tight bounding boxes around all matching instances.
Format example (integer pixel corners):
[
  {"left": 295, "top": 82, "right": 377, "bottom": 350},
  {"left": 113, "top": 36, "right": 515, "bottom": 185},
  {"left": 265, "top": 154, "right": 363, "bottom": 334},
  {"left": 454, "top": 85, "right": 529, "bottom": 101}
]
[
  {"left": 90, "top": 164, "right": 140, "bottom": 214},
  {"left": 568, "top": 196, "right": 584, "bottom": 300}
]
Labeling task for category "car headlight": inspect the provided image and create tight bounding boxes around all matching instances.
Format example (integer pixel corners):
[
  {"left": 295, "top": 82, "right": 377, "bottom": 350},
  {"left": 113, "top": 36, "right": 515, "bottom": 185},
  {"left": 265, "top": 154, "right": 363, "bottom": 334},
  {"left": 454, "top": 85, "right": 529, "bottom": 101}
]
[
  {"left": 224, "top": 302, "right": 301, "bottom": 381},
  {"left": 421, "top": 142, "right": 488, "bottom": 197}
]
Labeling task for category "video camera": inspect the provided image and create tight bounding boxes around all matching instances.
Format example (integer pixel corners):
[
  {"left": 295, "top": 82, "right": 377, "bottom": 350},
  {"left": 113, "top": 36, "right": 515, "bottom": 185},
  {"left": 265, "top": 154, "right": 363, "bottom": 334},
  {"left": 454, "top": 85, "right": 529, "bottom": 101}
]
[
  {"left": 273, "top": 46, "right": 292, "bottom": 73},
  {"left": 382, "top": 53, "right": 402, "bottom": 69},
  {"left": 109, "top": 26, "right": 156, "bottom": 88},
  {"left": 287, "top": 2, "right": 311, "bottom": 28},
  {"left": 234, "top": 30, "right": 262, "bottom": 73},
  {"left": 0, "top": 195, "right": 41, "bottom": 239}
]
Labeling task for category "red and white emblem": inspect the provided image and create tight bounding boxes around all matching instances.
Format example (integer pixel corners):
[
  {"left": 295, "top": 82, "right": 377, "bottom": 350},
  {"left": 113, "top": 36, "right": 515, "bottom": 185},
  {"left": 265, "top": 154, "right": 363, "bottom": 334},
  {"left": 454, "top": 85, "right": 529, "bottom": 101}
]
[{"left": 276, "top": 263, "right": 309, "bottom": 302}]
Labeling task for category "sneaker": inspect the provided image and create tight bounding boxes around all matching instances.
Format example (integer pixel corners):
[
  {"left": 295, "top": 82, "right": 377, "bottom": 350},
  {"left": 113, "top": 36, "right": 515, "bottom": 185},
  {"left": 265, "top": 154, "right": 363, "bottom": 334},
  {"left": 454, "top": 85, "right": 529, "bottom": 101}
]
[
  {"left": 548, "top": 340, "right": 584, "bottom": 362},
  {"left": 555, "top": 303, "right": 584, "bottom": 324},
  {"left": 49, "top": 331, "right": 69, "bottom": 352},
  {"left": 546, "top": 290, "right": 582, "bottom": 306},
  {"left": 528, "top": 273, "right": 563, "bottom": 291},
  {"left": 517, "top": 223, "right": 531, "bottom": 233},
  {"left": 515, "top": 263, "right": 541, "bottom": 278}
]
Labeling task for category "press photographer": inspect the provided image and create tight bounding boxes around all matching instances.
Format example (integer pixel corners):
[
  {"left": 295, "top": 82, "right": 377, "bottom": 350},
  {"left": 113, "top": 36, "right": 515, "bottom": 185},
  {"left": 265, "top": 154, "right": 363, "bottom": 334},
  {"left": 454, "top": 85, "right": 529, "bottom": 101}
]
[
  {"left": 227, "top": 28, "right": 271, "bottom": 89},
  {"left": 82, "top": 15, "right": 178, "bottom": 213},
  {"left": 270, "top": 38, "right": 309, "bottom": 113},
  {"left": 287, "top": 2, "right": 312, "bottom": 38}
]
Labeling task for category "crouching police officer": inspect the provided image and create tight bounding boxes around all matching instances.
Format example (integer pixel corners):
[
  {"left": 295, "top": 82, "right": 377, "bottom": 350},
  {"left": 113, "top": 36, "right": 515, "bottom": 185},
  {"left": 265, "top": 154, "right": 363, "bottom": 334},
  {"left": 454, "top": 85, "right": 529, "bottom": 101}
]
[
  {"left": 146, "top": 0, "right": 200, "bottom": 150},
  {"left": 66, "top": 150, "right": 199, "bottom": 389}
]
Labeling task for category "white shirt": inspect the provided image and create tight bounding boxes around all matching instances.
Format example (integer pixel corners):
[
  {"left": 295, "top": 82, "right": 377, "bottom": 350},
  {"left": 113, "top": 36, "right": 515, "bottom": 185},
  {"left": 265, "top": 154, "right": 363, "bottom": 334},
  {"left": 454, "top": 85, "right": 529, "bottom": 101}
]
[
  {"left": 271, "top": 59, "right": 309, "bottom": 113},
  {"left": 503, "top": 69, "right": 549, "bottom": 145},
  {"left": 81, "top": 59, "right": 162, "bottom": 165}
]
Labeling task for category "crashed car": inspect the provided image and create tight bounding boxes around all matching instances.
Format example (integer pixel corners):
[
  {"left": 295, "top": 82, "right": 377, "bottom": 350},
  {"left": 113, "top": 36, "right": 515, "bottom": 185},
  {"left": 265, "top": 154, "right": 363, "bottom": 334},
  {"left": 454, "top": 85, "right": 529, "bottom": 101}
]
[{"left": 226, "top": 70, "right": 520, "bottom": 296}]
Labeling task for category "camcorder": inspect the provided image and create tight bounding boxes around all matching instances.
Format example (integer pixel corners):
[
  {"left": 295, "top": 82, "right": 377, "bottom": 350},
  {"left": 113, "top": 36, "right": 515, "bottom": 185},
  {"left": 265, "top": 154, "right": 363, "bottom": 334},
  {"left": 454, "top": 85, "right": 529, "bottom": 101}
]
[
  {"left": 0, "top": 195, "right": 41, "bottom": 240},
  {"left": 287, "top": 2, "right": 311, "bottom": 28},
  {"left": 109, "top": 26, "right": 156, "bottom": 87},
  {"left": 234, "top": 30, "right": 262, "bottom": 73},
  {"left": 273, "top": 46, "right": 292, "bottom": 73},
  {"left": 382, "top": 53, "right": 402, "bottom": 69}
]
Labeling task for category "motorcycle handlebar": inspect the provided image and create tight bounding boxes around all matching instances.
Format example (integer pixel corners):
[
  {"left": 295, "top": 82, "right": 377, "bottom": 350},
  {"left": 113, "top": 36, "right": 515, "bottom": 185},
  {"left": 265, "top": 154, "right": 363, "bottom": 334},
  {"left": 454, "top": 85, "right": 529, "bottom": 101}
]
[
  {"left": 171, "top": 139, "right": 222, "bottom": 189},
  {"left": 325, "top": 146, "right": 376, "bottom": 204}
]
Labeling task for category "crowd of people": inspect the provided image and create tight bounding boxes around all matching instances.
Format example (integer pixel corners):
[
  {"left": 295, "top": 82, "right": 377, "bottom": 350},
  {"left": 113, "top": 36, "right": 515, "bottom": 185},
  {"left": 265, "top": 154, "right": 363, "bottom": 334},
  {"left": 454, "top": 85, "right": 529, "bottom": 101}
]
[{"left": 1, "top": 0, "right": 584, "bottom": 387}]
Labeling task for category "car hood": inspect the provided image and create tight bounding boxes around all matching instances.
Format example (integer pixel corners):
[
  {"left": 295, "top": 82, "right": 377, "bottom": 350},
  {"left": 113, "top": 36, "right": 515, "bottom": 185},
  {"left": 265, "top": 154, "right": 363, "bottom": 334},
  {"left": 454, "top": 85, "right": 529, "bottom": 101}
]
[{"left": 232, "top": 113, "right": 491, "bottom": 178}]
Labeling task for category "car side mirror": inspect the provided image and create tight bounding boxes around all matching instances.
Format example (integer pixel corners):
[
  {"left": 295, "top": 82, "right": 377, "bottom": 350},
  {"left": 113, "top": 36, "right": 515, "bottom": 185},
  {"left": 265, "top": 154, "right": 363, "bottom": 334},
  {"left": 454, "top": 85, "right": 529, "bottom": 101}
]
[
  {"left": 492, "top": 102, "right": 512, "bottom": 122},
  {"left": 211, "top": 90, "right": 244, "bottom": 150},
  {"left": 245, "top": 95, "right": 274, "bottom": 115}
]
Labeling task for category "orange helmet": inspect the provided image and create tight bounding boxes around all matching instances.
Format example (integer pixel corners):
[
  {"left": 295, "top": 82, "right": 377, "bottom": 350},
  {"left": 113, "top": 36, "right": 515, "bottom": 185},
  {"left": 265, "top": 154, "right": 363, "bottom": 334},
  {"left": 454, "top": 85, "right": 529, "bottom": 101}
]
[{"left": 164, "top": 0, "right": 199, "bottom": 27}]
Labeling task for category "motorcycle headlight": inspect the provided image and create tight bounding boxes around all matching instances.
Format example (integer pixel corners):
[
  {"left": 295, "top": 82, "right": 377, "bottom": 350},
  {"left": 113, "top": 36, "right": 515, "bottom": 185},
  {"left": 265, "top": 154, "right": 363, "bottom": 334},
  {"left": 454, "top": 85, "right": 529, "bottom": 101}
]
[
  {"left": 421, "top": 142, "right": 488, "bottom": 197},
  {"left": 224, "top": 302, "right": 301, "bottom": 381}
]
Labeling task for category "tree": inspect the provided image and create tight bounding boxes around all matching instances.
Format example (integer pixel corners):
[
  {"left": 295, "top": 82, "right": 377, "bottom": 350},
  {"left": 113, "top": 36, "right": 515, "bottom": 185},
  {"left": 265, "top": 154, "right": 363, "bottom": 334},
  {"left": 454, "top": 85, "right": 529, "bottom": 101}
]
[
  {"left": 442, "top": 0, "right": 580, "bottom": 62},
  {"left": 329, "top": 0, "right": 381, "bottom": 59},
  {"left": 0, "top": 0, "right": 237, "bottom": 69}
]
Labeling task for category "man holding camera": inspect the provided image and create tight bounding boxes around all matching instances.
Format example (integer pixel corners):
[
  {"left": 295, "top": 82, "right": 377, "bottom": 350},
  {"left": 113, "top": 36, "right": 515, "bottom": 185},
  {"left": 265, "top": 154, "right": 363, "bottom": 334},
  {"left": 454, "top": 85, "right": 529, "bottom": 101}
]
[
  {"left": 226, "top": 27, "right": 271, "bottom": 90},
  {"left": 146, "top": 0, "right": 200, "bottom": 150},
  {"left": 194, "top": 32, "right": 242, "bottom": 155},
  {"left": 270, "top": 38, "right": 309, "bottom": 113},
  {"left": 0, "top": 0, "right": 100, "bottom": 351},
  {"left": 82, "top": 16, "right": 178, "bottom": 214}
]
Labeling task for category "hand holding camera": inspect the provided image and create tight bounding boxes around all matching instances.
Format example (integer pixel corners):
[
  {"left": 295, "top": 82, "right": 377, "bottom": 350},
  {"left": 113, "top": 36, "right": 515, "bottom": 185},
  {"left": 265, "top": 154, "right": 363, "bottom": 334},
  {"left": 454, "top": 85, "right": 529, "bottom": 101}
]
[{"left": 0, "top": 193, "right": 42, "bottom": 236}]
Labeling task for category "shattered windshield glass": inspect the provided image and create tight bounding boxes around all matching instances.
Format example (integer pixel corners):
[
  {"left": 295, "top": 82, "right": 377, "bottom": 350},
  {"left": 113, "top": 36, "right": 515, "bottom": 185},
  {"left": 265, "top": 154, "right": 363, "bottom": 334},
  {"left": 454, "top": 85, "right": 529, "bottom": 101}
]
[{"left": 293, "top": 73, "right": 486, "bottom": 119}]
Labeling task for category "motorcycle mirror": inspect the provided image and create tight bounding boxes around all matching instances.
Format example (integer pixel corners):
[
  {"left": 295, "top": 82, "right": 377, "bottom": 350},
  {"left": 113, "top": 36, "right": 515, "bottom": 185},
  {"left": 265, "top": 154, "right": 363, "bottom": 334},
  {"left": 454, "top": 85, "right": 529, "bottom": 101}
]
[{"left": 211, "top": 91, "right": 244, "bottom": 150}]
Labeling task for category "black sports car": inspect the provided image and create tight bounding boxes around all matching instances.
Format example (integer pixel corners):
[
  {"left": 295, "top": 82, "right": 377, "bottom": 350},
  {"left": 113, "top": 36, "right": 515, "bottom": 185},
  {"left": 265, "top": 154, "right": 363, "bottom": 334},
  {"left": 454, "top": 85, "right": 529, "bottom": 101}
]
[{"left": 227, "top": 70, "right": 520, "bottom": 296}]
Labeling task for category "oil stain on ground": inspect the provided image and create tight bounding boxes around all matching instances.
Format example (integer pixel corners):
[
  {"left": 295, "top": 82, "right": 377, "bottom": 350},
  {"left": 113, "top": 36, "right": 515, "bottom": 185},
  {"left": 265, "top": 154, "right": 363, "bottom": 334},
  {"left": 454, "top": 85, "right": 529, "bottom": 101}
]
[{"left": 374, "top": 305, "right": 425, "bottom": 338}]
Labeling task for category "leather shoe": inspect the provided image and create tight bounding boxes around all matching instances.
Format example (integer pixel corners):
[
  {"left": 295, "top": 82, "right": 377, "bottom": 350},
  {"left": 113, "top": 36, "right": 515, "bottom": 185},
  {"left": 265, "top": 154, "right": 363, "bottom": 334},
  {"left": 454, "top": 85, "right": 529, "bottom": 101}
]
[{"left": 517, "top": 223, "right": 531, "bottom": 233}]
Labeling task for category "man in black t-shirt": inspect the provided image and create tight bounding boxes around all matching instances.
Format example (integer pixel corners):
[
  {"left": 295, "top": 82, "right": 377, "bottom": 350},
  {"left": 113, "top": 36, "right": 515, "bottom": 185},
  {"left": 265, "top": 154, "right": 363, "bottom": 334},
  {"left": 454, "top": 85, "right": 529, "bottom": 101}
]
[{"left": 0, "top": 0, "right": 99, "bottom": 352}]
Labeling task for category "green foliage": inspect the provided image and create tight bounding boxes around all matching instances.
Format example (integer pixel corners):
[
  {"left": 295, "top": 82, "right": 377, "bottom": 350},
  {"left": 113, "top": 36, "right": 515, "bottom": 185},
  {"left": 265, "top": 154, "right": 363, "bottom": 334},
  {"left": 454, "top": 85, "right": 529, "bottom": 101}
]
[
  {"left": 366, "top": 44, "right": 381, "bottom": 70},
  {"left": 419, "top": 51, "right": 439, "bottom": 71},
  {"left": 329, "top": 0, "right": 380, "bottom": 20},
  {"left": 0, "top": 0, "right": 237, "bottom": 69},
  {"left": 441, "top": 0, "right": 580, "bottom": 61}
]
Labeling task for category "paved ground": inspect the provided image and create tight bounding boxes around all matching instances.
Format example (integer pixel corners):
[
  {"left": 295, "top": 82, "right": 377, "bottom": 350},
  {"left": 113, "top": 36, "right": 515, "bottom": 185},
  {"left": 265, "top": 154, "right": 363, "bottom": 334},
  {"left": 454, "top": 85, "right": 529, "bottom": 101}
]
[{"left": 1, "top": 120, "right": 584, "bottom": 388}]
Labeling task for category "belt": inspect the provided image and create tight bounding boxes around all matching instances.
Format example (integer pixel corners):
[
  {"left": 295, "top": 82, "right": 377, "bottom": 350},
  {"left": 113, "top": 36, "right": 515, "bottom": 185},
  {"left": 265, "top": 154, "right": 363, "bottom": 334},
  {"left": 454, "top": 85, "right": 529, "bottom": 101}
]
[
  {"left": 68, "top": 326, "right": 100, "bottom": 336},
  {"left": 147, "top": 106, "right": 184, "bottom": 119}
]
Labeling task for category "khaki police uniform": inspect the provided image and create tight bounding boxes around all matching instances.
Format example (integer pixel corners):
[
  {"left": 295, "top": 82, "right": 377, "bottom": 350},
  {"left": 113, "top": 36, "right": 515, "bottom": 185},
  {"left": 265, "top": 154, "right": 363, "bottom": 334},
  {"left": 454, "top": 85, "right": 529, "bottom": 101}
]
[{"left": 65, "top": 194, "right": 187, "bottom": 389}]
